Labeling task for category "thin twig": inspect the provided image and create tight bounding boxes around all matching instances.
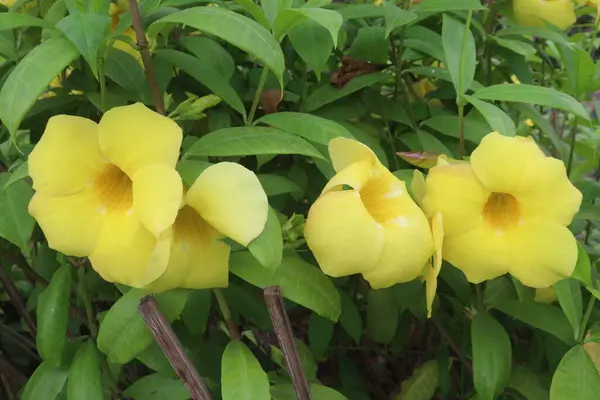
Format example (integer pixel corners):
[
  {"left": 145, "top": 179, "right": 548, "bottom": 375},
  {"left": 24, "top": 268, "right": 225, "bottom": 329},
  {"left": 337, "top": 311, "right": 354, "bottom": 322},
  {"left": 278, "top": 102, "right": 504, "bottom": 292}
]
[
  {"left": 128, "top": 0, "right": 165, "bottom": 115},
  {"left": 138, "top": 296, "right": 212, "bottom": 400},
  {"left": 264, "top": 286, "right": 311, "bottom": 400},
  {"left": 77, "top": 267, "right": 98, "bottom": 338},
  {"left": 431, "top": 318, "right": 472, "bottom": 373},
  {"left": 0, "top": 323, "right": 40, "bottom": 360},
  {"left": 0, "top": 264, "right": 36, "bottom": 338},
  {"left": 214, "top": 289, "right": 240, "bottom": 340},
  {"left": 0, "top": 357, "right": 27, "bottom": 390}
]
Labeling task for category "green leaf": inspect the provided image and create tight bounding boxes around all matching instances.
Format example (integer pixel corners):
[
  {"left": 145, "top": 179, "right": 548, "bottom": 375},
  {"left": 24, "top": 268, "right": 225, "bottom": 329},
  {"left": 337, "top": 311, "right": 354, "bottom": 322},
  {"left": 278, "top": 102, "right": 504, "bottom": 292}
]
[
  {"left": 471, "top": 312, "right": 512, "bottom": 400},
  {"left": 233, "top": 0, "right": 271, "bottom": 29},
  {"left": 412, "top": 0, "right": 485, "bottom": 12},
  {"left": 513, "top": 103, "right": 568, "bottom": 161},
  {"left": 230, "top": 251, "right": 341, "bottom": 321},
  {"left": 184, "top": 127, "right": 326, "bottom": 160},
  {"left": 349, "top": 26, "right": 389, "bottom": 64},
  {"left": 496, "top": 26, "right": 570, "bottom": 46},
  {"left": 181, "top": 36, "right": 235, "bottom": 80},
  {"left": 56, "top": 12, "right": 111, "bottom": 78},
  {"left": 155, "top": 49, "right": 246, "bottom": 118},
  {"left": 395, "top": 360, "right": 439, "bottom": 400},
  {"left": 560, "top": 45, "right": 597, "bottom": 99},
  {"left": 554, "top": 278, "right": 583, "bottom": 340},
  {"left": 463, "top": 95, "right": 516, "bottom": 136},
  {"left": 337, "top": 4, "right": 383, "bottom": 20},
  {"left": 382, "top": 2, "right": 417, "bottom": 38},
  {"left": 257, "top": 174, "right": 303, "bottom": 196},
  {"left": 149, "top": 7, "right": 285, "bottom": 88},
  {"left": 67, "top": 341, "right": 103, "bottom": 400},
  {"left": 256, "top": 111, "right": 354, "bottom": 145},
  {"left": 124, "top": 373, "right": 190, "bottom": 400},
  {"left": 472, "top": 84, "right": 589, "bottom": 120},
  {"left": 176, "top": 160, "right": 212, "bottom": 187},
  {"left": 3, "top": 161, "right": 29, "bottom": 189},
  {"left": 288, "top": 19, "right": 333, "bottom": 76},
  {"left": 507, "top": 366, "right": 549, "bottom": 400},
  {"left": 105, "top": 49, "right": 148, "bottom": 102},
  {"left": 367, "top": 288, "right": 398, "bottom": 345},
  {"left": 274, "top": 8, "right": 342, "bottom": 46},
  {"left": 0, "top": 12, "right": 55, "bottom": 31},
  {"left": 571, "top": 243, "right": 592, "bottom": 287},
  {"left": 37, "top": 265, "right": 71, "bottom": 368},
  {"left": 261, "top": 0, "right": 292, "bottom": 25},
  {"left": 339, "top": 289, "right": 362, "bottom": 343},
  {"left": 305, "top": 72, "right": 389, "bottom": 111},
  {"left": 136, "top": 342, "right": 174, "bottom": 376},
  {"left": 271, "top": 383, "right": 349, "bottom": 400},
  {"left": 97, "top": 289, "right": 189, "bottom": 364},
  {"left": 417, "top": 129, "right": 454, "bottom": 156},
  {"left": 442, "top": 14, "right": 476, "bottom": 96},
  {"left": 181, "top": 289, "right": 212, "bottom": 335},
  {"left": 0, "top": 36, "right": 79, "bottom": 135},
  {"left": 21, "top": 363, "right": 68, "bottom": 400},
  {"left": 550, "top": 345, "right": 600, "bottom": 399},
  {"left": 221, "top": 340, "right": 270, "bottom": 400},
  {"left": 0, "top": 173, "right": 35, "bottom": 255},
  {"left": 493, "top": 300, "right": 575, "bottom": 345},
  {"left": 309, "top": 313, "right": 334, "bottom": 359},
  {"left": 248, "top": 207, "right": 283, "bottom": 270}
]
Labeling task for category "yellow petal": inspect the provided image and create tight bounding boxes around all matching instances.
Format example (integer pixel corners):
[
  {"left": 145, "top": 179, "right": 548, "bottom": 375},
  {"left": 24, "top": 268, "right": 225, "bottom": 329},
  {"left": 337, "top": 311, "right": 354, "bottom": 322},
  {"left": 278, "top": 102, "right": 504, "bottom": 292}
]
[
  {"left": 470, "top": 132, "right": 545, "bottom": 193},
  {"left": 322, "top": 160, "right": 373, "bottom": 194},
  {"left": 328, "top": 137, "right": 378, "bottom": 173},
  {"left": 89, "top": 211, "right": 170, "bottom": 287},
  {"left": 535, "top": 286, "right": 557, "bottom": 303},
  {"left": 423, "top": 162, "right": 489, "bottom": 236},
  {"left": 28, "top": 115, "right": 105, "bottom": 197},
  {"left": 147, "top": 206, "right": 230, "bottom": 292},
  {"left": 426, "top": 212, "right": 444, "bottom": 318},
  {"left": 444, "top": 219, "right": 577, "bottom": 287},
  {"left": 363, "top": 207, "right": 434, "bottom": 289},
  {"left": 304, "top": 190, "right": 384, "bottom": 277},
  {"left": 98, "top": 103, "right": 182, "bottom": 176},
  {"left": 516, "top": 156, "right": 582, "bottom": 226},
  {"left": 513, "top": 0, "right": 576, "bottom": 30},
  {"left": 132, "top": 164, "right": 183, "bottom": 237},
  {"left": 411, "top": 169, "right": 426, "bottom": 208},
  {"left": 185, "top": 162, "right": 268, "bottom": 246},
  {"left": 28, "top": 190, "right": 102, "bottom": 257}
]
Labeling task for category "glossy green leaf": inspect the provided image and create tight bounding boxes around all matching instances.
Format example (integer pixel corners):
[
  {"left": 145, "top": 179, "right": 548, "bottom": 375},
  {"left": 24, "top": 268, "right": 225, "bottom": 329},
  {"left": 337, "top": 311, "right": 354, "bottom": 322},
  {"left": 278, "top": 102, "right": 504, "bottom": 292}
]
[
  {"left": 349, "top": 26, "right": 388, "bottom": 64},
  {"left": 261, "top": 0, "right": 292, "bottom": 25},
  {"left": 382, "top": 2, "right": 417, "bottom": 38},
  {"left": 181, "top": 289, "right": 212, "bottom": 335},
  {"left": 0, "top": 36, "right": 79, "bottom": 135},
  {"left": 412, "top": 0, "right": 485, "bottom": 12},
  {"left": 3, "top": 161, "right": 29, "bottom": 189},
  {"left": 559, "top": 45, "right": 596, "bottom": 98},
  {"left": 257, "top": 174, "right": 303, "bottom": 196},
  {"left": 136, "top": 342, "right": 175, "bottom": 376},
  {"left": 367, "top": 288, "right": 398, "bottom": 345},
  {"left": 180, "top": 36, "right": 235, "bottom": 80},
  {"left": 554, "top": 278, "right": 583, "bottom": 340},
  {"left": 288, "top": 19, "right": 332, "bottom": 77},
  {"left": 0, "top": 12, "right": 55, "bottom": 31},
  {"left": 248, "top": 207, "right": 283, "bottom": 270},
  {"left": 513, "top": 103, "right": 568, "bottom": 161},
  {"left": 309, "top": 313, "right": 334, "bottom": 359},
  {"left": 221, "top": 340, "right": 270, "bottom": 400},
  {"left": 124, "top": 373, "right": 190, "bottom": 400},
  {"left": 67, "top": 341, "right": 103, "bottom": 400},
  {"left": 442, "top": 14, "right": 476, "bottom": 96},
  {"left": 234, "top": 0, "right": 271, "bottom": 29},
  {"left": 0, "top": 173, "right": 35, "bottom": 255},
  {"left": 417, "top": 129, "right": 454, "bottom": 156},
  {"left": 271, "top": 383, "right": 348, "bottom": 399},
  {"left": 37, "top": 265, "right": 71, "bottom": 368},
  {"left": 496, "top": 26, "right": 570, "bottom": 46},
  {"left": 463, "top": 95, "right": 516, "bottom": 136},
  {"left": 105, "top": 49, "right": 148, "bottom": 102},
  {"left": 571, "top": 243, "right": 592, "bottom": 287},
  {"left": 337, "top": 4, "right": 383, "bottom": 20},
  {"left": 176, "top": 160, "right": 212, "bottom": 187},
  {"left": 395, "top": 360, "right": 439, "bottom": 400},
  {"left": 550, "top": 345, "right": 600, "bottom": 399},
  {"left": 256, "top": 111, "right": 354, "bottom": 145},
  {"left": 339, "top": 289, "right": 362, "bottom": 343},
  {"left": 184, "top": 127, "right": 325, "bottom": 160},
  {"left": 472, "top": 84, "right": 589, "bottom": 120},
  {"left": 305, "top": 72, "right": 389, "bottom": 111},
  {"left": 149, "top": 7, "right": 285, "bottom": 87},
  {"left": 230, "top": 251, "right": 341, "bottom": 321},
  {"left": 471, "top": 312, "right": 512, "bottom": 400},
  {"left": 274, "top": 8, "right": 343, "bottom": 46},
  {"left": 507, "top": 366, "right": 549, "bottom": 400},
  {"left": 56, "top": 12, "right": 111, "bottom": 78},
  {"left": 21, "top": 363, "right": 68, "bottom": 400}
]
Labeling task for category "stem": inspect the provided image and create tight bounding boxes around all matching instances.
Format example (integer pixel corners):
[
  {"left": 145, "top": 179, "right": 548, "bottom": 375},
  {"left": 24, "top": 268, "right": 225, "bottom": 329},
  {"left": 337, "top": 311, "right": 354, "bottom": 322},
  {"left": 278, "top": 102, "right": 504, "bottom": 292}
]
[
  {"left": 458, "top": 103, "right": 466, "bottom": 157},
  {"left": 98, "top": 56, "right": 107, "bottom": 112},
  {"left": 579, "top": 295, "right": 596, "bottom": 342},
  {"left": 584, "top": 159, "right": 600, "bottom": 244},
  {"left": 458, "top": 9, "right": 474, "bottom": 95},
  {"left": 566, "top": 122, "right": 578, "bottom": 176},
  {"left": 0, "top": 263, "right": 36, "bottom": 338},
  {"left": 214, "top": 289, "right": 240, "bottom": 339},
  {"left": 431, "top": 318, "right": 472, "bottom": 373},
  {"left": 299, "top": 66, "right": 308, "bottom": 113},
  {"left": 247, "top": 67, "right": 269, "bottom": 125},
  {"left": 474, "top": 283, "right": 485, "bottom": 311},
  {"left": 128, "top": 0, "right": 165, "bottom": 115},
  {"left": 77, "top": 267, "right": 98, "bottom": 338}
]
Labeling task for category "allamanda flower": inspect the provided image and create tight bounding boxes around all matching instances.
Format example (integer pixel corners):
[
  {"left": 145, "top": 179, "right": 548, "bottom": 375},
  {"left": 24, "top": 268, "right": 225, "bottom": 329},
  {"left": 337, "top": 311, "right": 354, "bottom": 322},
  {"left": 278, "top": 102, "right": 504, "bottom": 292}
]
[
  {"left": 421, "top": 132, "right": 582, "bottom": 288},
  {"left": 304, "top": 138, "right": 434, "bottom": 289},
  {"left": 29, "top": 103, "right": 183, "bottom": 287},
  {"left": 109, "top": 0, "right": 144, "bottom": 66},
  {"left": 513, "top": 0, "right": 576, "bottom": 30},
  {"left": 147, "top": 162, "right": 269, "bottom": 292}
]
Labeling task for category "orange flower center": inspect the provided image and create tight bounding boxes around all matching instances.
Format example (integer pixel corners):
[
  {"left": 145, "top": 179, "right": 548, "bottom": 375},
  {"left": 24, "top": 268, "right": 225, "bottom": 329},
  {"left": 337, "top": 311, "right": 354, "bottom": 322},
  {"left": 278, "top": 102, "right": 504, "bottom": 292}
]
[
  {"left": 93, "top": 164, "right": 133, "bottom": 213},
  {"left": 483, "top": 192, "right": 520, "bottom": 230}
]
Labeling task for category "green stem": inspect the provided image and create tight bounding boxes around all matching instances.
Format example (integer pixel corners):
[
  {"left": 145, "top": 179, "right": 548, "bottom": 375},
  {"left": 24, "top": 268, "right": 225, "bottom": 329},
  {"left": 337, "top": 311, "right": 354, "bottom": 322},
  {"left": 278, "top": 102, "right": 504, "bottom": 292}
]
[
  {"left": 214, "top": 289, "right": 240, "bottom": 339},
  {"left": 458, "top": 103, "right": 466, "bottom": 158},
  {"left": 579, "top": 295, "right": 596, "bottom": 342},
  {"left": 98, "top": 57, "right": 106, "bottom": 112},
  {"left": 300, "top": 66, "right": 308, "bottom": 113},
  {"left": 457, "top": 9, "right": 474, "bottom": 95},
  {"left": 77, "top": 267, "right": 97, "bottom": 338},
  {"left": 247, "top": 67, "right": 269, "bottom": 125},
  {"left": 566, "top": 123, "right": 578, "bottom": 177}
]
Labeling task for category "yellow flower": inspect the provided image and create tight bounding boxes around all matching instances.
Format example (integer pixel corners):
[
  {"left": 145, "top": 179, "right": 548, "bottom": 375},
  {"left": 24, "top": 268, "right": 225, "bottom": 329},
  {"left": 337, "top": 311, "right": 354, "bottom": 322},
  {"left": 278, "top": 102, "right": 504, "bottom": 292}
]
[
  {"left": 513, "top": 0, "right": 576, "bottom": 31},
  {"left": 109, "top": 1, "right": 144, "bottom": 66},
  {"left": 147, "top": 162, "right": 269, "bottom": 292},
  {"left": 422, "top": 132, "right": 582, "bottom": 288},
  {"left": 28, "top": 103, "right": 183, "bottom": 288},
  {"left": 411, "top": 78, "right": 443, "bottom": 107},
  {"left": 304, "top": 138, "right": 434, "bottom": 289}
]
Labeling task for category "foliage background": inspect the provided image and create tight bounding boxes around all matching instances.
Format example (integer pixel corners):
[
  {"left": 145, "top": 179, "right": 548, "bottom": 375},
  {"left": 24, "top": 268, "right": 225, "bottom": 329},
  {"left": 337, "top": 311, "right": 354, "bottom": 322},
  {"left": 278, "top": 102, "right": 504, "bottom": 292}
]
[{"left": 0, "top": 0, "right": 600, "bottom": 399}]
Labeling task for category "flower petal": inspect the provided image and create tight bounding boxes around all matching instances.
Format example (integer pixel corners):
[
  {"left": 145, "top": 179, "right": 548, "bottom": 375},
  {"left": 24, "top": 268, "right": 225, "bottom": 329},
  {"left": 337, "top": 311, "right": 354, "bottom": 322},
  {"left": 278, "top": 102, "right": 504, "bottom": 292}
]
[
  {"left": 328, "top": 137, "right": 378, "bottom": 173},
  {"left": 411, "top": 170, "right": 426, "bottom": 208},
  {"left": 426, "top": 212, "right": 444, "bottom": 318},
  {"left": 132, "top": 164, "right": 183, "bottom": 237},
  {"left": 423, "top": 162, "right": 489, "bottom": 236},
  {"left": 322, "top": 160, "right": 373, "bottom": 194},
  {"left": 98, "top": 103, "right": 182, "bottom": 176},
  {"left": 513, "top": 0, "right": 576, "bottom": 30},
  {"left": 304, "top": 190, "right": 384, "bottom": 277},
  {"left": 470, "top": 132, "right": 545, "bottom": 193},
  {"left": 185, "top": 162, "right": 268, "bottom": 246},
  {"left": 28, "top": 115, "right": 105, "bottom": 196},
  {"left": 362, "top": 207, "right": 434, "bottom": 289},
  {"left": 89, "top": 212, "right": 170, "bottom": 287},
  {"left": 516, "top": 156, "right": 582, "bottom": 226},
  {"left": 28, "top": 190, "right": 102, "bottom": 257}
]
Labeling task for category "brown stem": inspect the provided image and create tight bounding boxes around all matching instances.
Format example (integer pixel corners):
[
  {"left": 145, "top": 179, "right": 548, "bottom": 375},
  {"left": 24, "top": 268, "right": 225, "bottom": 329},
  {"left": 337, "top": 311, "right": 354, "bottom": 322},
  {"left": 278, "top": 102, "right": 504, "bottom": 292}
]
[
  {"left": 0, "top": 357, "right": 27, "bottom": 391},
  {"left": 138, "top": 296, "right": 212, "bottom": 400},
  {"left": 128, "top": 0, "right": 165, "bottom": 115},
  {"left": 0, "top": 323, "right": 40, "bottom": 360},
  {"left": 263, "top": 286, "right": 311, "bottom": 400},
  {"left": 431, "top": 318, "right": 472, "bottom": 373},
  {"left": 0, "top": 265, "right": 36, "bottom": 338}
]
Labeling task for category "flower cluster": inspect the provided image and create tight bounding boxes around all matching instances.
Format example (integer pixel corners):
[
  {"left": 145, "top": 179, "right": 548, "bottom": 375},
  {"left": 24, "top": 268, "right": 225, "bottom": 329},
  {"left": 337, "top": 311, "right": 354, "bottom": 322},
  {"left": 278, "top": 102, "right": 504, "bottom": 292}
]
[
  {"left": 28, "top": 103, "right": 268, "bottom": 292},
  {"left": 305, "top": 132, "right": 582, "bottom": 317}
]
